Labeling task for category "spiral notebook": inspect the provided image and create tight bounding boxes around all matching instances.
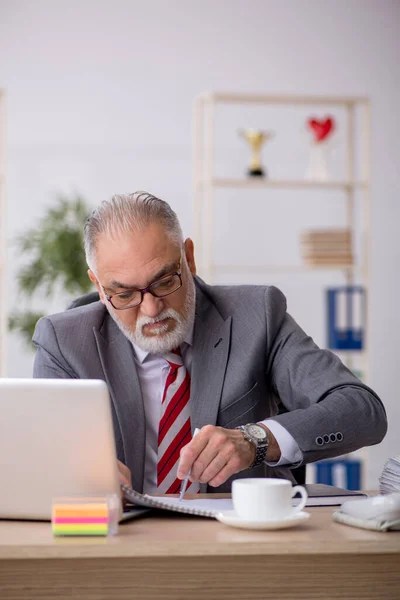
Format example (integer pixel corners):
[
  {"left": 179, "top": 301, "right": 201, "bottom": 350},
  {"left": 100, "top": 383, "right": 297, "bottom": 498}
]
[
  {"left": 122, "top": 485, "right": 229, "bottom": 517},
  {"left": 121, "top": 483, "right": 366, "bottom": 518}
]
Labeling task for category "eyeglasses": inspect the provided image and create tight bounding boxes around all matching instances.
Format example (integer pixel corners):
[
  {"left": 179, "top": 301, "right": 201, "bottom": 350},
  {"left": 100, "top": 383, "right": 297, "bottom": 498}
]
[{"left": 104, "top": 267, "right": 183, "bottom": 310}]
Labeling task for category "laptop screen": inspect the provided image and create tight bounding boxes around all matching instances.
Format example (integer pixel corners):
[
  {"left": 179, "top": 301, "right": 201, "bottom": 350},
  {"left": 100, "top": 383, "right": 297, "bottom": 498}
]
[{"left": 0, "top": 378, "right": 121, "bottom": 520}]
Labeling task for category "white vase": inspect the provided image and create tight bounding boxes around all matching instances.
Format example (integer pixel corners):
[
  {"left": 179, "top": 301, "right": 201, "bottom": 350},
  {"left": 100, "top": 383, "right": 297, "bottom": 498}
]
[{"left": 305, "top": 141, "right": 330, "bottom": 181}]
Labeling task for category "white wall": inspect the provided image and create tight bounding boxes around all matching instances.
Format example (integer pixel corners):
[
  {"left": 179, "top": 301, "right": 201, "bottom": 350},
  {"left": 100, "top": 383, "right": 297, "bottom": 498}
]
[{"left": 0, "top": 0, "right": 399, "bottom": 488}]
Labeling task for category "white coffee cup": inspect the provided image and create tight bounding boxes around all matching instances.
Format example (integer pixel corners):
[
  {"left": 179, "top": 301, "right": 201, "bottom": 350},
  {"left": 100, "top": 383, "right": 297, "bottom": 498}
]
[{"left": 232, "top": 478, "right": 308, "bottom": 521}]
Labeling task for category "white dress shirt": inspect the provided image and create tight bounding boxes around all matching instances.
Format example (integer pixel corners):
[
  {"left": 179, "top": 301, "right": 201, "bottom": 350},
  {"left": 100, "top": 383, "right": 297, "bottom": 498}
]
[{"left": 131, "top": 327, "right": 303, "bottom": 494}]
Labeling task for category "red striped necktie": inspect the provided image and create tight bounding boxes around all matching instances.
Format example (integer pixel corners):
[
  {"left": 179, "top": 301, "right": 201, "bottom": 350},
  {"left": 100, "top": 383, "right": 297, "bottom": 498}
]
[{"left": 157, "top": 348, "right": 200, "bottom": 495}]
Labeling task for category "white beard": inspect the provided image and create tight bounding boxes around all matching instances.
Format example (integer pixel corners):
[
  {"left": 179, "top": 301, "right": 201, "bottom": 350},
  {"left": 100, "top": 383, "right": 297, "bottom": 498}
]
[{"left": 108, "top": 275, "right": 196, "bottom": 354}]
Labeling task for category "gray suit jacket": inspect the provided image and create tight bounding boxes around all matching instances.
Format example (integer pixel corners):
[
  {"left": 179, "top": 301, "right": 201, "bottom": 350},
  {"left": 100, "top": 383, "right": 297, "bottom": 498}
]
[{"left": 33, "top": 278, "right": 387, "bottom": 493}]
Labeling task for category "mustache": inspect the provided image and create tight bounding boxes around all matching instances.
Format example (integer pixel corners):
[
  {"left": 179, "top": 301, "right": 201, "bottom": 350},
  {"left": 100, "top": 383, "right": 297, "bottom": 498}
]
[{"left": 136, "top": 310, "right": 179, "bottom": 328}]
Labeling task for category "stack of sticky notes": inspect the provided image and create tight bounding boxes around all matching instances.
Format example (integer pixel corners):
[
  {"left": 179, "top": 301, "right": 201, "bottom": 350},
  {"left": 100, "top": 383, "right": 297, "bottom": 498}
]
[{"left": 52, "top": 498, "right": 110, "bottom": 536}]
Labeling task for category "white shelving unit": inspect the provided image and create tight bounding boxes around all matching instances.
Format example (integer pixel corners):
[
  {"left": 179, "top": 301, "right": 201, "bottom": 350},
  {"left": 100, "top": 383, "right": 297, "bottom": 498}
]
[
  {"left": 194, "top": 92, "right": 370, "bottom": 284},
  {"left": 0, "top": 90, "right": 6, "bottom": 376},
  {"left": 193, "top": 92, "right": 371, "bottom": 487}
]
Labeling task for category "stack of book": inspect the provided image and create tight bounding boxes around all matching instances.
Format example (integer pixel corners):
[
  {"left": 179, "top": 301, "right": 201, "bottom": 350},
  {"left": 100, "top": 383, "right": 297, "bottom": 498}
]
[
  {"left": 379, "top": 455, "right": 400, "bottom": 494},
  {"left": 300, "top": 229, "right": 353, "bottom": 266}
]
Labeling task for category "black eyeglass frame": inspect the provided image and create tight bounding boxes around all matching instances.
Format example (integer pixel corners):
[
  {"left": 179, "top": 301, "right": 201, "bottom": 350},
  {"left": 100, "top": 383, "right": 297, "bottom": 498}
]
[{"left": 104, "top": 266, "right": 183, "bottom": 310}]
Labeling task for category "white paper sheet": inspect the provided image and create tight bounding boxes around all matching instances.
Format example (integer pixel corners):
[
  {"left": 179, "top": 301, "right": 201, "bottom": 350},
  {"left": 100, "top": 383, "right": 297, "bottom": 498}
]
[{"left": 145, "top": 495, "right": 234, "bottom": 514}]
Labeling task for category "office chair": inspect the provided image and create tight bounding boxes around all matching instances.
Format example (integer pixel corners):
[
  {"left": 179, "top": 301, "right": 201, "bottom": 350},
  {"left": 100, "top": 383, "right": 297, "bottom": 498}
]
[
  {"left": 292, "top": 465, "right": 306, "bottom": 485},
  {"left": 67, "top": 291, "right": 99, "bottom": 309}
]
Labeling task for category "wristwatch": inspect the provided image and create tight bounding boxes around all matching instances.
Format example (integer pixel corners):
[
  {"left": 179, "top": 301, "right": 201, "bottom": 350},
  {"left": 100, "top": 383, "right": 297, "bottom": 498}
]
[{"left": 236, "top": 423, "right": 269, "bottom": 468}]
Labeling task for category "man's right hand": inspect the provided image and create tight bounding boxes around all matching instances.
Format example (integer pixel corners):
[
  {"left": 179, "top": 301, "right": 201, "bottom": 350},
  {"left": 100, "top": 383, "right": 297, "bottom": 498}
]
[{"left": 117, "top": 460, "right": 132, "bottom": 487}]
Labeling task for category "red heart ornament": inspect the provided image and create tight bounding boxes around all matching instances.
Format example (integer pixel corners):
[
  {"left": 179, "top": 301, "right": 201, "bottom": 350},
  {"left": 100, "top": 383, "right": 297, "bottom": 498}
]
[{"left": 308, "top": 117, "right": 335, "bottom": 142}]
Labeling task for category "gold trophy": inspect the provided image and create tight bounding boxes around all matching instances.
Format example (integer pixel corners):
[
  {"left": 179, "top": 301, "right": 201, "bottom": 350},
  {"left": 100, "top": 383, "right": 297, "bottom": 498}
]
[{"left": 239, "top": 129, "right": 274, "bottom": 177}]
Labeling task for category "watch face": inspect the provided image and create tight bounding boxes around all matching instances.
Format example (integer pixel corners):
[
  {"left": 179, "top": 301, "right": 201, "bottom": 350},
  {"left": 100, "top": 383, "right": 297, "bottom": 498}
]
[{"left": 247, "top": 424, "right": 267, "bottom": 440}]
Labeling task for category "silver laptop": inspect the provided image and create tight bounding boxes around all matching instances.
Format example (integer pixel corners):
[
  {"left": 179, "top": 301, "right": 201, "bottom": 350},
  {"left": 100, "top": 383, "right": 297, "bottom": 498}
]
[{"left": 0, "top": 378, "right": 122, "bottom": 520}]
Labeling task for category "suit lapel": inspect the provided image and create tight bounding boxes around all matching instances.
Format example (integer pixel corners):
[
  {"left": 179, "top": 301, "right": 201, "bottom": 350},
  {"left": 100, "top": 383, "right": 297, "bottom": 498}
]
[
  {"left": 94, "top": 317, "right": 146, "bottom": 493},
  {"left": 92, "top": 281, "right": 232, "bottom": 494},
  {"left": 190, "top": 285, "right": 232, "bottom": 431}
]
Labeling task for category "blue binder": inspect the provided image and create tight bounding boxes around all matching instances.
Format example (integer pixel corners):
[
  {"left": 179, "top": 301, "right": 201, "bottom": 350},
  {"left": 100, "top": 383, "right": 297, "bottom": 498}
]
[
  {"left": 316, "top": 458, "right": 361, "bottom": 491},
  {"left": 327, "top": 286, "right": 365, "bottom": 351}
]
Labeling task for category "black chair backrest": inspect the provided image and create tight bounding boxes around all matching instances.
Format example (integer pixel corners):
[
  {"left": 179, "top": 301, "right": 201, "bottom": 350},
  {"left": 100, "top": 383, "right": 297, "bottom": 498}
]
[
  {"left": 292, "top": 465, "right": 306, "bottom": 485},
  {"left": 67, "top": 291, "right": 100, "bottom": 310}
]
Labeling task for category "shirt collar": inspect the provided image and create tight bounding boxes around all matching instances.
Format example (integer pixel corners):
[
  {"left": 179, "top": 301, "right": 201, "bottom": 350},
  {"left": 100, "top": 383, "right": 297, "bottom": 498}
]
[{"left": 131, "top": 320, "right": 194, "bottom": 364}]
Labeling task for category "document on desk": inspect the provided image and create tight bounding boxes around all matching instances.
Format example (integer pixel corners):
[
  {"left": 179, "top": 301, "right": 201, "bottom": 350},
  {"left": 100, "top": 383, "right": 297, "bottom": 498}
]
[{"left": 121, "top": 483, "right": 366, "bottom": 518}]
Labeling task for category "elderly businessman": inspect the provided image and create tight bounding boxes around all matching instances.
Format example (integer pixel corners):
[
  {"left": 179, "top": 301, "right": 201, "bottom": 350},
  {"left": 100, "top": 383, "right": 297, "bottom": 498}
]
[{"left": 33, "top": 191, "right": 387, "bottom": 494}]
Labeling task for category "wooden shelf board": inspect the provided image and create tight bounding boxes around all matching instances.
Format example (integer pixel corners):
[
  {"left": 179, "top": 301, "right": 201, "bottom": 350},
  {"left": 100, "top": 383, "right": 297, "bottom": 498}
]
[
  {"left": 195, "top": 178, "right": 368, "bottom": 190},
  {"left": 201, "top": 264, "right": 357, "bottom": 273},
  {"left": 198, "top": 92, "right": 369, "bottom": 106}
]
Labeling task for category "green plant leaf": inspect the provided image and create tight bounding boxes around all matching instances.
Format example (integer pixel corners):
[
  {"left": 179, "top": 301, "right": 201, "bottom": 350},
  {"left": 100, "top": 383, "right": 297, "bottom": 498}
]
[
  {"left": 9, "top": 193, "right": 95, "bottom": 348},
  {"left": 8, "top": 311, "right": 45, "bottom": 347},
  {"left": 13, "top": 193, "right": 93, "bottom": 298}
]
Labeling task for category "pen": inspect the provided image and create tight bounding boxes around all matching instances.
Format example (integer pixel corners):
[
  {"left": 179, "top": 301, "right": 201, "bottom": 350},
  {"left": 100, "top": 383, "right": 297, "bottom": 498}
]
[{"left": 179, "top": 427, "right": 200, "bottom": 501}]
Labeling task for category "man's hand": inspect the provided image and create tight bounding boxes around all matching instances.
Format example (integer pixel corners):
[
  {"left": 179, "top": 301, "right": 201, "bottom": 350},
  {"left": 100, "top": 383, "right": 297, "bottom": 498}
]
[
  {"left": 177, "top": 425, "right": 257, "bottom": 488},
  {"left": 117, "top": 460, "right": 132, "bottom": 487}
]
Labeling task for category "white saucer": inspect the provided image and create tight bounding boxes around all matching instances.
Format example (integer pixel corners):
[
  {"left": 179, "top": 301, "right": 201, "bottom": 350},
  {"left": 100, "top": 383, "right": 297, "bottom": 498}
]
[{"left": 215, "top": 510, "right": 310, "bottom": 530}]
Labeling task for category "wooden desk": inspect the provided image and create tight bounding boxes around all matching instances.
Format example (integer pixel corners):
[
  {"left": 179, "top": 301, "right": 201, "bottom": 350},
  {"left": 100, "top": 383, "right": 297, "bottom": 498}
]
[{"left": 0, "top": 505, "right": 399, "bottom": 600}]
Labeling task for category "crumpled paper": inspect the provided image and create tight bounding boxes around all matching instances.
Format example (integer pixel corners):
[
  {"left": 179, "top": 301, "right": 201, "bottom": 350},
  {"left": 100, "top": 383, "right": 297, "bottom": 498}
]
[{"left": 332, "top": 509, "right": 400, "bottom": 532}]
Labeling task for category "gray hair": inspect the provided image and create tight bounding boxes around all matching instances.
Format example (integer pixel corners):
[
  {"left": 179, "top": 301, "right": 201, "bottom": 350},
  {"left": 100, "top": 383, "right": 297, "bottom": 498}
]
[{"left": 84, "top": 191, "right": 183, "bottom": 271}]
